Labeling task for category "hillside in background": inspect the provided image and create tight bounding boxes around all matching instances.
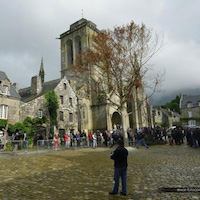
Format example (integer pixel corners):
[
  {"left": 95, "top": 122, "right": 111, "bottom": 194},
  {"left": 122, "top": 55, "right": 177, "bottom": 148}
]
[{"left": 150, "top": 87, "right": 200, "bottom": 106}]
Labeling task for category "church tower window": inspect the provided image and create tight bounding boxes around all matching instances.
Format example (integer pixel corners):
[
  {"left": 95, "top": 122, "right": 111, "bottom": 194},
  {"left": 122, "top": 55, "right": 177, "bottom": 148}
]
[
  {"left": 75, "top": 36, "right": 82, "bottom": 56},
  {"left": 67, "top": 40, "right": 73, "bottom": 66}
]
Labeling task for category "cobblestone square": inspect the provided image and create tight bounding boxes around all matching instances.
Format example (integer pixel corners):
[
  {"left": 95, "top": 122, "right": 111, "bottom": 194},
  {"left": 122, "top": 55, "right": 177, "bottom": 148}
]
[{"left": 0, "top": 144, "right": 200, "bottom": 200}]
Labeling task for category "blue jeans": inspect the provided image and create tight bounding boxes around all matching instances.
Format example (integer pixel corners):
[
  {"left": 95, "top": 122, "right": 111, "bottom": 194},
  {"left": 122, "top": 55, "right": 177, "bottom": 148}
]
[
  {"left": 192, "top": 136, "right": 198, "bottom": 148},
  {"left": 23, "top": 140, "right": 28, "bottom": 149},
  {"left": 112, "top": 167, "right": 127, "bottom": 194},
  {"left": 136, "top": 138, "right": 148, "bottom": 148}
]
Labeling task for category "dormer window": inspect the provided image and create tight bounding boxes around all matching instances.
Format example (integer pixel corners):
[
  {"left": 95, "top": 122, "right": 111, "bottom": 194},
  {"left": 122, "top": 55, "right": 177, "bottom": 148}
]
[
  {"left": 187, "top": 102, "right": 193, "bottom": 108},
  {"left": 198, "top": 101, "right": 200, "bottom": 107},
  {"left": 2, "top": 85, "right": 8, "bottom": 94}
]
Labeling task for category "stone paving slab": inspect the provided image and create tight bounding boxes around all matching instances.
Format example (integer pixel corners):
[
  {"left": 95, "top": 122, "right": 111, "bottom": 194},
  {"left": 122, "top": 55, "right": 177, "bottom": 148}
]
[{"left": 0, "top": 144, "right": 199, "bottom": 199}]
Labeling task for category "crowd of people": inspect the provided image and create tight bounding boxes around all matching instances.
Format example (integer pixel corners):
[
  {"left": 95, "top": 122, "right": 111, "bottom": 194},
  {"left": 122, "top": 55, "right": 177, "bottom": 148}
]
[
  {"left": 126, "top": 126, "right": 200, "bottom": 149},
  {"left": 170, "top": 127, "right": 200, "bottom": 148},
  {"left": 1, "top": 125, "right": 200, "bottom": 152}
]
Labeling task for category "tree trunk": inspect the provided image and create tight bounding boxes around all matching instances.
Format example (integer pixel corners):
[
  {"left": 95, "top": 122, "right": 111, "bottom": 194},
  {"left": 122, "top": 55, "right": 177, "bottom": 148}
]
[{"left": 120, "top": 107, "right": 128, "bottom": 146}]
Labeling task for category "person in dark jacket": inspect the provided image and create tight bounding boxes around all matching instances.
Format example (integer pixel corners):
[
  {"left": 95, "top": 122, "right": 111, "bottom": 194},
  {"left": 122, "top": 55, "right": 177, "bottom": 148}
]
[{"left": 109, "top": 139, "right": 128, "bottom": 196}]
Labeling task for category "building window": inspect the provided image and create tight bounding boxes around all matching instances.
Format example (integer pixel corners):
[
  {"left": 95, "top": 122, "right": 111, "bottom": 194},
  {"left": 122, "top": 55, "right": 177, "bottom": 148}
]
[
  {"left": 158, "top": 111, "right": 161, "bottom": 116},
  {"left": 82, "top": 104, "right": 87, "bottom": 121},
  {"left": 189, "top": 120, "right": 196, "bottom": 127},
  {"left": 69, "top": 98, "right": 73, "bottom": 107},
  {"left": 67, "top": 39, "right": 73, "bottom": 66},
  {"left": 83, "top": 109, "right": 85, "bottom": 119},
  {"left": 198, "top": 101, "right": 200, "bottom": 106},
  {"left": 2, "top": 85, "right": 8, "bottom": 94},
  {"left": 0, "top": 105, "right": 8, "bottom": 119},
  {"left": 60, "top": 96, "right": 64, "bottom": 105},
  {"left": 38, "top": 109, "right": 43, "bottom": 118},
  {"left": 187, "top": 102, "right": 193, "bottom": 108},
  {"left": 188, "top": 111, "right": 193, "bottom": 118},
  {"left": 64, "top": 83, "right": 67, "bottom": 90},
  {"left": 59, "top": 111, "right": 64, "bottom": 121},
  {"left": 69, "top": 113, "right": 73, "bottom": 122}
]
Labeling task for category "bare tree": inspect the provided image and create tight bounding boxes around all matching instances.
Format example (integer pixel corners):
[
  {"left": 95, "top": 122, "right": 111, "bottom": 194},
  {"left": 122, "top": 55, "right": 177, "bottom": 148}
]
[{"left": 72, "top": 21, "right": 164, "bottom": 139}]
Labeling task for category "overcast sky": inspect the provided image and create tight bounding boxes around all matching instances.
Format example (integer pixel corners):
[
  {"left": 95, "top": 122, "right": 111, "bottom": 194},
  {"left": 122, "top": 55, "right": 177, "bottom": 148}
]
[{"left": 0, "top": 0, "right": 200, "bottom": 101}]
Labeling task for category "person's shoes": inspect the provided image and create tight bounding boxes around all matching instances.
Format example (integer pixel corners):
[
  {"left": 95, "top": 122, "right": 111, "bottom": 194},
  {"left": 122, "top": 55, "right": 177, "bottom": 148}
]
[
  {"left": 120, "top": 192, "right": 126, "bottom": 196},
  {"left": 109, "top": 191, "right": 118, "bottom": 195}
]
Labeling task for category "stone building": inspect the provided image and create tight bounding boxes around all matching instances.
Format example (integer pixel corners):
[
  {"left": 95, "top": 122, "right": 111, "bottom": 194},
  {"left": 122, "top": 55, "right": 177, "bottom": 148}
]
[
  {"left": 180, "top": 94, "right": 200, "bottom": 127},
  {"left": 59, "top": 18, "right": 153, "bottom": 135},
  {"left": 0, "top": 71, "right": 21, "bottom": 125},
  {"left": 19, "top": 59, "right": 78, "bottom": 135},
  {"left": 153, "top": 107, "right": 181, "bottom": 127}
]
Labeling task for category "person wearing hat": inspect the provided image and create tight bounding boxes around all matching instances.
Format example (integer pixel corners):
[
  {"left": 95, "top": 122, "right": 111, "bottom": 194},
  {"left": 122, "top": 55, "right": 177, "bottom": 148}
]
[{"left": 109, "top": 138, "right": 128, "bottom": 196}]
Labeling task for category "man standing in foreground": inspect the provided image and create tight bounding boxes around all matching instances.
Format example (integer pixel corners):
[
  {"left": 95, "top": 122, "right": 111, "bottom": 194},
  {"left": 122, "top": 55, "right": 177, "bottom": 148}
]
[{"left": 109, "top": 139, "right": 128, "bottom": 196}]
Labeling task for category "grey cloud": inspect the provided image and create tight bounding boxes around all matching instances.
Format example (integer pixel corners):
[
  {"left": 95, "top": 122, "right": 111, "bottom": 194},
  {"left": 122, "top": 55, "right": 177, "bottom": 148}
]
[{"left": 0, "top": 0, "right": 200, "bottom": 101}]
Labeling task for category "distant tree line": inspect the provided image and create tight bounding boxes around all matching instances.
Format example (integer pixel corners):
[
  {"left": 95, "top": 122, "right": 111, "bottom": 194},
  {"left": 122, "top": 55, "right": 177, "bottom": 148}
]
[{"left": 161, "top": 95, "right": 180, "bottom": 114}]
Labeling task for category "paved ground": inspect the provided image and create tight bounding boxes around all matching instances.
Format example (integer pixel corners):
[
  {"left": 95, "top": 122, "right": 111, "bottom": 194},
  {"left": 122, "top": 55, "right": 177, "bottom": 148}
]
[{"left": 0, "top": 144, "right": 200, "bottom": 200}]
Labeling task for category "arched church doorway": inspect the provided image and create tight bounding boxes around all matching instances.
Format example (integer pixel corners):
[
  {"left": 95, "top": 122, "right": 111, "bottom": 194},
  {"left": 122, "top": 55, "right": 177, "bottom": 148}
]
[{"left": 111, "top": 112, "right": 122, "bottom": 129}]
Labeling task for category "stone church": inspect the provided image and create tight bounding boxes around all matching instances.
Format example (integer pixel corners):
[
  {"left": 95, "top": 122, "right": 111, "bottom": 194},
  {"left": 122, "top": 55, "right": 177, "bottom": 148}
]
[
  {"left": 19, "top": 59, "right": 78, "bottom": 135},
  {"left": 1, "top": 18, "right": 153, "bottom": 137},
  {"left": 58, "top": 18, "right": 153, "bottom": 136}
]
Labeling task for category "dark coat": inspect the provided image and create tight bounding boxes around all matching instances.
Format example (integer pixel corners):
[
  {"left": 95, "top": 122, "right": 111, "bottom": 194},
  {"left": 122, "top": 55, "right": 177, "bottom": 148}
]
[{"left": 111, "top": 146, "right": 128, "bottom": 168}]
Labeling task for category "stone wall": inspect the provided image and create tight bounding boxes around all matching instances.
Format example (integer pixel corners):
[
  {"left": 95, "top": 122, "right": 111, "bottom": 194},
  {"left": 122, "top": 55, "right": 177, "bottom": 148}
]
[
  {"left": 0, "top": 96, "right": 20, "bottom": 124},
  {"left": 20, "top": 77, "right": 78, "bottom": 132},
  {"left": 54, "top": 77, "right": 78, "bottom": 132},
  {"left": 181, "top": 107, "right": 200, "bottom": 126},
  {"left": 20, "top": 95, "right": 48, "bottom": 122},
  {"left": 181, "top": 107, "right": 200, "bottom": 117},
  {"left": 91, "top": 104, "right": 107, "bottom": 131}
]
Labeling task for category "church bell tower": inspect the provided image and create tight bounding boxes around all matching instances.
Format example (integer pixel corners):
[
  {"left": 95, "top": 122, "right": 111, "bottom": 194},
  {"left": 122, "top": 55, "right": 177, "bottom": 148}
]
[{"left": 59, "top": 18, "right": 99, "bottom": 78}]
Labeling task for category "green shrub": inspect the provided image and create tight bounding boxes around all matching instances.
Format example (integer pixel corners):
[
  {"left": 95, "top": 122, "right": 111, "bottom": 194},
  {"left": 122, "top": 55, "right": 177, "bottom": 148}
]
[
  {"left": 4, "top": 140, "right": 12, "bottom": 151},
  {"left": 0, "top": 119, "right": 7, "bottom": 129}
]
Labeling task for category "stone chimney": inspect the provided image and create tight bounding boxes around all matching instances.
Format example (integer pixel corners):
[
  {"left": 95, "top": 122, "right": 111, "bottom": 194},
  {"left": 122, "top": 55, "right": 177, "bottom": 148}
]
[
  {"left": 31, "top": 76, "right": 42, "bottom": 95},
  {"left": 13, "top": 83, "right": 19, "bottom": 93}
]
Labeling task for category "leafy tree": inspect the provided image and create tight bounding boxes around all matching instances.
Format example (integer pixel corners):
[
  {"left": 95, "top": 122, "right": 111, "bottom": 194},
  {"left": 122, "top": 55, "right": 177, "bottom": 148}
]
[
  {"left": 73, "top": 21, "right": 163, "bottom": 139},
  {"left": 45, "top": 91, "right": 59, "bottom": 128},
  {"left": 0, "top": 119, "right": 7, "bottom": 129},
  {"left": 161, "top": 96, "right": 180, "bottom": 113},
  {"left": 8, "top": 116, "right": 47, "bottom": 138},
  {"left": 8, "top": 122, "right": 25, "bottom": 134}
]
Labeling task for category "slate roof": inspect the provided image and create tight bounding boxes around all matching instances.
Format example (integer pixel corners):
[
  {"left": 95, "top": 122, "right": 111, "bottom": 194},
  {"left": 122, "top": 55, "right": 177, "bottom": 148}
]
[
  {"left": 0, "top": 71, "right": 21, "bottom": 99},
  {"left": 181, "top": 95, "right": 200, "bottom": 109},
  {"left": 19, "top": 78, "right": 61, "bottom": 103},
  {"left": 160, "top": 108, "right": 181, "bottom": 118}
]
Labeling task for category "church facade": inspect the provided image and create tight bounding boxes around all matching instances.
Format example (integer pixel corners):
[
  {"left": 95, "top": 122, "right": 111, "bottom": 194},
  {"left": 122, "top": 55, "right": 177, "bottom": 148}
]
[
  {"left": 59, "top": 18, "right": 154, "bottom": 136},
  {"left": 2, "top": 18, "right": 153, "bottom": 137}
]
